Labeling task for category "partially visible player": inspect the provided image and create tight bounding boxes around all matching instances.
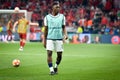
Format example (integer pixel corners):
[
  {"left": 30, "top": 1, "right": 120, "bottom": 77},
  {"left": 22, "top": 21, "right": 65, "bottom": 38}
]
[
  {"left": 13, "top": 15, "right": 38, "bottom": 51},
  {"left": 44, "top": 1, "right": 68, "bottom": 75},
  {"left": 7, "top": 18, "right": 14, "bottom": 42}
]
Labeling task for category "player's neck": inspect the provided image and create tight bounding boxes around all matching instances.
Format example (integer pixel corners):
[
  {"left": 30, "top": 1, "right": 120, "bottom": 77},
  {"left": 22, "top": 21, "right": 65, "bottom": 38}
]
[{"left": 52, "top": 12, "right": 59, "bottom": 16}]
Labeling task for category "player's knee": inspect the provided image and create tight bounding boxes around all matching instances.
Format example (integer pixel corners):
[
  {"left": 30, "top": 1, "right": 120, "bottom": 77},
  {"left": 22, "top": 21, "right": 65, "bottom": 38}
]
[
  {"left": 47, "top": 51, "right": 52, "bottom": 57},
  {"left": 48, "top": 53, "right": 52, "bottom": 57},
  {"left": 22, "top": 39, "right": 26, "bottom": 43},
  {"left": 58, "top": 54, "right": 62, "bottom": 59},
  {"left": 57, "top": 52, "right": 62, "bottom": 58}
]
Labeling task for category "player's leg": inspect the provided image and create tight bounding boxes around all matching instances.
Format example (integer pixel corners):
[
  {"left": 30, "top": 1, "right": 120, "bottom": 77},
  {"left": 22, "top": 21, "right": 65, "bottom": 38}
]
[
  {"left": 19, "top": 33, "right": 23, "bottom": 50},
  {"left": 11, "top": 31, "right": 15, "bottom": 43},
  {"left": 7, "top": 30, "right": 14, "bottom": 42},
  {"left": 19, "top": 38, "right": 23, "bottom": 51},
  {"left": 7, "top": 35, "right": 10, "bottom": 41},
  {"left": 47, "top": 50, "right": 55, "bottom": 75},
  {"left": 7, "top": 30, "right": 10, "bottom": 41},
  {"left": 21, "top": 33, "right": 26, "bottom": 48},
  {"left": 54, "top": 40, "right": 63, "bottom": 73},
  {"left": 19, "top": 39, "right": 26, "bottom": 51},
  {"left": 19, "top": 33, "right": 26, "bottom": 51},
  {"left": 22, "top": 39, "right": 26, "bottom": 48},
  {"left": 3, "top": 31, "right": 8, "bottom": 43},
  {"left": 46, "top": 40, "right": 55, "bottom": 75},
  {"left": 19, "top": 33, "right": 24, "bottom": 51},
  {"left": 54, "top": 52, "right": 62, "bottom": 73}
]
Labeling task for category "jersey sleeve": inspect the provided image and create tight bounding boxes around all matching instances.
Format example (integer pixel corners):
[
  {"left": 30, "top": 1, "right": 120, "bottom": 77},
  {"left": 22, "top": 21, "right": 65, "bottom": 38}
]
[
  {"left": 63, "top": 15, "right": 66, "bottom": 25},
  {"left": 44, "top": 16, "right": 47, "bottom": 26}
]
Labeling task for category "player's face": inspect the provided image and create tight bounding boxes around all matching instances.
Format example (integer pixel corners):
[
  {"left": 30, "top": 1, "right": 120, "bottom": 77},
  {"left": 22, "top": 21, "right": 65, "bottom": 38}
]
[{"left": 53, "top": 4, "right": 60, "bottom": 13}]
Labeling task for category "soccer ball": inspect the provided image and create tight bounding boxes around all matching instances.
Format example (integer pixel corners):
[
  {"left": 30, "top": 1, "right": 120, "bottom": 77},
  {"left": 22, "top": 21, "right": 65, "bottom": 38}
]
[
  {"left": 12, "top": 59, "right": 20, "bottom": 67},
  {"left": 14, "top": 7, "right": 20, "bottom": 12}
]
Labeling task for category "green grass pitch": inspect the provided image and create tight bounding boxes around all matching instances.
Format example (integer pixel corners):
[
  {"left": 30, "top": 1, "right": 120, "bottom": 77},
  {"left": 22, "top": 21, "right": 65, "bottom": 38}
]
[{"left": 0, "top": 42, "right": 120, "bottom": 80}]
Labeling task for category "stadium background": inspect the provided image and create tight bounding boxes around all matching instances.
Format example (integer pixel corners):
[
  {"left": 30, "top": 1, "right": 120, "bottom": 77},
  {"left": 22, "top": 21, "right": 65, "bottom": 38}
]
[
  {"left": 0, "top": 0, "right": 120, "bottom": 80},
  {"left": 0, "top": 0, "right": 120, "bottom": 44}
]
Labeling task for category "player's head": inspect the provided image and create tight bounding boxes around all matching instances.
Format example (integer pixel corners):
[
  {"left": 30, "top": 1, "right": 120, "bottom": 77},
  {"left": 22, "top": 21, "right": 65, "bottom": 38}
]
[{"left": 52, "top": 1, "right": 60, "bottom": 14}]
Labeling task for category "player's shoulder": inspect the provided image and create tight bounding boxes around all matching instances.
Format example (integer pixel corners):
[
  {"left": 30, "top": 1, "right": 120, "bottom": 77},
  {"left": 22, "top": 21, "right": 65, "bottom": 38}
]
[
  {"left": 45, "top": 14, "right": 50, "bottom": 17},
  {"left": 59, "top": 13, "right": 65, "bottom": 17},
  {"left": 45, "top": 13, "right": 64, "bottom": 18},
  {"left": 44, "top": 14, "right": 50, "bottom": 19},
  {"left": 59, "top": 13, "right": 64, "bottom": 16}
]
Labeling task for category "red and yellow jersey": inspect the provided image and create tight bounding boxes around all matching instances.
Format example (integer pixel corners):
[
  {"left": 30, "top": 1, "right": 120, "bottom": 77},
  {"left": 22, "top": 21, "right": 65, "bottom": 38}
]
[
  {"left": 17, "top": 18, "right": 29, "bottom": 33},
  {"left": 7, "top": 20, "right": 13, "bottom": 31}
]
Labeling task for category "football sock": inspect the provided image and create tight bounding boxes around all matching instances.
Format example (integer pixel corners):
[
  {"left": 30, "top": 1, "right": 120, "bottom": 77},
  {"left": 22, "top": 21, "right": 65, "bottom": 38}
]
[
  {"left": 54, "top": 63, "right": 58, "bottom": 68},
  {"left": 55, "top": 61, "right": 59, "bottom": 68},
  {"left": 48, "top": 63, "right": 54, "bottom": 72},
  {"left": 7, "top": 36, "right": 11, "bottom": 41},
  {"left": 20, "top": 41, "right": 22, "bottom": 47},
  {"left": 22, "top": 42, "right": 25, "bottom": 47}
]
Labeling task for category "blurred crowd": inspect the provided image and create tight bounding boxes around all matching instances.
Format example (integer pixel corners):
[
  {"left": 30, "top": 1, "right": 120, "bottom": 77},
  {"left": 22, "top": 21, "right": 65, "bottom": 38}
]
[{"left": 0, "top": 0, "right": 120, "bottom": 35}]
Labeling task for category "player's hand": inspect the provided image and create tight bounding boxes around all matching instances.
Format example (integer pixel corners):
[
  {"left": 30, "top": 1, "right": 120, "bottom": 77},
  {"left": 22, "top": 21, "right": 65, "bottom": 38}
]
[
  {"left": 36, "top": 23, "right": 39, "bottom": 26},
  {"left": 43, "top": 40, "right": 46, "bottom": 48},
  {"left": 64, "top": 35, "right": 68, "bottom": 40},
  {"left": 63, "top": 35, "right": 68, "bottom": 43}
]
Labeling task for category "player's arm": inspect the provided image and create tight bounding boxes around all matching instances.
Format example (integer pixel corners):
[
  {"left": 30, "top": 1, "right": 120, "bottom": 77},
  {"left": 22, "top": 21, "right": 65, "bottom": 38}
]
[
  {"left": 62, "top": 16, "right": 68, "bottom": 40},
  {"left": 43, "top": 16, "right": 48, "bottom": 48},
  {"left": 44, "top": 26, "right": 48, "bottom": 48},
  {"left": 29, "top": 22, "right": 39, "bottom": 26},
  {"left": 62, "top": 25, "right": 68, "bottom": 40},
  {"left": 13, "top": 21, "right": 18, "bottom": 32}
]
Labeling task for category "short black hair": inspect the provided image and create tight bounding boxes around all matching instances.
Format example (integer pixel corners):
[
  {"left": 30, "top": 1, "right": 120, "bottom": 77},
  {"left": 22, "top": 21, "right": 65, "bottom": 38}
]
[{"left": 52, "top": 1, "right": 59, "bottom": 7}]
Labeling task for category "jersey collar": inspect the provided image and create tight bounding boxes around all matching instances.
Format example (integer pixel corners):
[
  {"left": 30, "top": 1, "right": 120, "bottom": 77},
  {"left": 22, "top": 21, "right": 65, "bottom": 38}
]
[{"left": 49, "top": 13, "right": 60, "bottom": 18}]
